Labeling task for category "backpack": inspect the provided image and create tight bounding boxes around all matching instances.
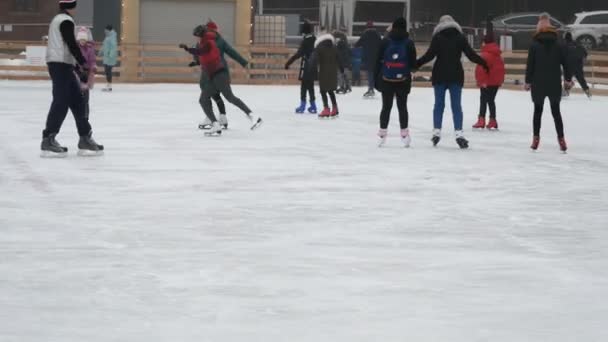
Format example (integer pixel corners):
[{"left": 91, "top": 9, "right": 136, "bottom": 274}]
[{"left": 382, "top": 38, "right": 411, "bottom": 81}]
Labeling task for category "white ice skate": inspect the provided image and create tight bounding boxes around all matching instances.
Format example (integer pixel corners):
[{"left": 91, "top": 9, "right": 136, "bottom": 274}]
[
  {"left": 400, "top": 128, "right": 411, "bottom": 148},
  {"left": 204, "top": 121, "right": 222, "bottom": 137},
  {"left": 101, "top": 84, "right": 113, "bottom": 92},
  {"left": 248, "top": 114, "right": 263, "bottom": 130},
  {"left": 219, "top": 114, "right": 229, "bottom": 130},
  {"left": 198, "top": 116, "right": 212, "bottom": 130},
  {"left": 378, "top": 128, "right": 388, "bottom": 147}
]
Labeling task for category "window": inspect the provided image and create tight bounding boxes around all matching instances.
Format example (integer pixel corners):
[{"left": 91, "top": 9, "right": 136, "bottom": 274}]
[
  {"left": 550, "top": 19, "right": 562, "bottom": 28},
  {"left": 14, "top": 0, "right": 37, "bottom": 12},
  {"left": 581, "top": 14, "right": 608, "bottom": 25},
  {"left": 504, "top": 16, "right": 539, "bottom": 26}
]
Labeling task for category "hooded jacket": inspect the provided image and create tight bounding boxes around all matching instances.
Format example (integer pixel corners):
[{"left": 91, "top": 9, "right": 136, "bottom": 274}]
[
  {"left": 417, "top": 16, "right": 487, "bottom": 86},
  {"left": 525, "top": 27, "right": 572, "bottom": 102},
  {"left": 101, "top": 29, "right": 118, "bottom": 66},
  {"left": 475, "top": 42, "right": 505, "bottom": 87},
  {"left": 309, "top": 34, "right": 343, "bottom": 91}
]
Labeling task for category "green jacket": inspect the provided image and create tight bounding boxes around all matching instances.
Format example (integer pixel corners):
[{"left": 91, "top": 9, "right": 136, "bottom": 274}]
[{"left": 199, "top": 34, "right": 248, "bottom": 89}]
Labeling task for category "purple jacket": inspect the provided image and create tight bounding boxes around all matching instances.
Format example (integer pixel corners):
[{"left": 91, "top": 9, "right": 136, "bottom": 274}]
[{"left": 78, "top": 42, "right": 97, "bottom": 89}]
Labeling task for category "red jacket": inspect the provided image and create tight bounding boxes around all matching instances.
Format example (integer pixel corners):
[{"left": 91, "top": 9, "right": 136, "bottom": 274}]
[
  {"left": 198, "top": 31, "right": 225, "bottom": 77},
  {"left": 475, "top": 42, "right": 505, "bottom": 87}
]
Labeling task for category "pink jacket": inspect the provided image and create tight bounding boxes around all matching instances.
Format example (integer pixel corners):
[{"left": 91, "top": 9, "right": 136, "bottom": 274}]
[{"left": 79, "top": 41, "right": 97, "bottom": 89}]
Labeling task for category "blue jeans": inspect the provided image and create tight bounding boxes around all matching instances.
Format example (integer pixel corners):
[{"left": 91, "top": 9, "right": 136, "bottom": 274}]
[{"left": 433, "top": 83, "right": 464, "bottom": 131}]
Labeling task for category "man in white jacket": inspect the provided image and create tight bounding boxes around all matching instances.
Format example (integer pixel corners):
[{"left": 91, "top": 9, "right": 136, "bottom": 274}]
[{"left": 42, "top": 0, "right": 103, "bottom": 157}]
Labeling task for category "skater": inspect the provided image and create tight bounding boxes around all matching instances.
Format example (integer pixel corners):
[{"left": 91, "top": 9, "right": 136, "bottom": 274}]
[
  {"left": 473, "top": 21, "right": 505, "bottom": 130},
  {"left": 100, "top": 24, "right": 117, "bottom": 92},
  {"left": 563, "top": 32, "right": 591, "bottom": 98},
  {"left": 375, "top": 17, "right": 417, "bottom": 147},
  {"left": 196, "top": 20, "right": 249, "bottom": 130},
  {"left": 416, "top": 15, "right": 489, "bottom": 149},
  {"left": 180, "top": 25, "right": 262, "bottom": 136},
  {"left": 41, "top": 0, "right": 103, "bottom": 157},
  {"left": 525, "top": 13, "right": 573, "bottom": 152},
  {"left": 76, "top": 26, "right": 97, "bottom": 120},
  {"left": 309, "top": 33, "right": 343, "bottom": 119},
  {"left": 333, "top": 29, "right": 352, "bottom": 94},
  {"left": 355, "top": 21, "right": 382, "bottom": 98},
  {"left": 285, "top": 20, "right": 317, "bottom": 114}
]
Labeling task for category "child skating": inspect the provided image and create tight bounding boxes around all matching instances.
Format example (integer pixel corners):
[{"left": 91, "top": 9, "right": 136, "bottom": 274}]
[
  {"left": 76, "top": 27, "right": 97, "bottom": 122},
  {"left": 309, "top": 33, "right": 343, "bottom": 119},
  {"left": 375, "top": 17, "right": 417, "bottom": 147},
  {"left": 285, "top": 21, "right": 317, "bottom": 114}
]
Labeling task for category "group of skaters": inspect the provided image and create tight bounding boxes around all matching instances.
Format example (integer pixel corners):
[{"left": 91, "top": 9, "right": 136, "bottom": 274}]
[{"left": 39, "top": 0, "right": 589, "bottom": 156}]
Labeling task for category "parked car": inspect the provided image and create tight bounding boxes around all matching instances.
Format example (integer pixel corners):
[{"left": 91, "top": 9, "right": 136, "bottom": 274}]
[
  {"left": 567, "top": 11, "right": 608, "bottom": 50},
  {"left": 491, "top": 12, "right": 565, "bottom": 50}
]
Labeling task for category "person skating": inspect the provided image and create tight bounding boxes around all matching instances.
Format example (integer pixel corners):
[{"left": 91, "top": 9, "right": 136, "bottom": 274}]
[
  {"left": 309, "top": 33, "right": 343, "bottom": 119},
  {"left": 285, "top": 20, "right": 317, "bottom": 114},
  {"left": 563, "top": 32, "right": 591, "bottom": 99},
  {"left": 416, "top": 15, "right": 489, "bottom": 149},
  {"left": 355, "top": 21, "right": 382, "bottom": 98},
  {"left": 100, "top": 25, "right": 117, "bottom": 92},
  {"left": 333, "top": 29, "right": 352, "bottom": 94},
  {"left": 196, "top": 20, "right": 249, "bottom": 130},
  {"left": 473, "top": 21, "right": 505, "bottom": 130},
  {"left": 525, "top": 13, "right": 573, "bottom": 152},
  {"left": 375, "top": 17, "right": 416, "bottom": 147},
  {"left": 41, "top": 0, "right": 103, "bottom": 157},
  {"left": 76, "top": 26, "right": 97, "bottom": 121},
  {"left": 180, "top": 25, "right": 262, "bottom": 136}
]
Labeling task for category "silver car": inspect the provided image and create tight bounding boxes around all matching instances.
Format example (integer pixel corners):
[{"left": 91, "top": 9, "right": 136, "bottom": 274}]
[
  {"left": 567, "top": 11, "right": 608, "bottom": 50},
  {"left": 492, "top": 12, "right": 565, "bottom": 49}
]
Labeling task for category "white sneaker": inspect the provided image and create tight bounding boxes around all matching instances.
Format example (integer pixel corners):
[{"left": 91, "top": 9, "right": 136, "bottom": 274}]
[
  {"left": 198, "top": 116, "right": 212, "bottom": 130},
  {"left": 378, "top": 128, "right": 388, "bottom": 147},
  {"left": 400, "top": 128, "right": 411, "bottom": 148},
  {"left": 204, "top": 121, "right": 222, "bottom": 136},
  {"left": 219, "top": 114, "right": 229, "bottom": 130},
  {"left": 248, "top": 114, "right": 263, "bottom": 130}
]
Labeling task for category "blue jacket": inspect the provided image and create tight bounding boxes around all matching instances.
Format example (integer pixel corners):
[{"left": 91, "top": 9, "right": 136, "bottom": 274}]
[{"left": 100, "top": 30, "right": 118, "bottom": 66}]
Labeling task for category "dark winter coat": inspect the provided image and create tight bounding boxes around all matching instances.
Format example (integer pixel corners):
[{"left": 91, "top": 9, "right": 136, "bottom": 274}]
[
  {"left": 195, "top": 33, "right": 248, "bottom": 90},
  {"left": 416, "top": 19, "right": 488, "bottom": 87},
  {"left": 310, "top": 34, "right": 344, "bottom": 91},
  {"left": 564, "top": 39, "right": 588, "bottom": 71},
  {"left": 286, "top": 34, "right": 317, "bottom": 81},
  {"left": 374, "top": 29, "right": 417, "bottom": 93},
  {"left": 525, "top": 28, "right": 572, "bottom": 103},
  {"left": 334, "top": 31, "right": 352, "bottom": 69},
  {"left": 355, "top": 28, "right": 382, "bottom": 69}
]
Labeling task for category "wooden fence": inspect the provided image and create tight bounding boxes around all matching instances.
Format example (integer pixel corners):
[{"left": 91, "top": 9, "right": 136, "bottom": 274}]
[{"left": 2, "top": 40, "right": 608, "bottom": 93}]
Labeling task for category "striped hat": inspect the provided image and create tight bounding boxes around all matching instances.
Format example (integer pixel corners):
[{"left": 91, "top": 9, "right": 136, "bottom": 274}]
[{"left": 59, "top": 0, "right": 77, "bottom": 10}]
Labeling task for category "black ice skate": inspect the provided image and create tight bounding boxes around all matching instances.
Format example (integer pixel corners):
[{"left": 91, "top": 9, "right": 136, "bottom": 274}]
[
  {"left": 431, "top": 129, "right": 441, "bottom": 147},
  {"left": 456, "top": 137, "right": 469, "bottom": 149},
  {"left": 78, "top": 133, "right": 104, "bottom": 156},
  {"left": 41, "top": 133, "right": 68, "bottom": 158}
]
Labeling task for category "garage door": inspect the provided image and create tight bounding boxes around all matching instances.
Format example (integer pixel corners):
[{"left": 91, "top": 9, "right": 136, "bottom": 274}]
[{"left": 140, "top": 0, "right": 235, "bottom": 45}]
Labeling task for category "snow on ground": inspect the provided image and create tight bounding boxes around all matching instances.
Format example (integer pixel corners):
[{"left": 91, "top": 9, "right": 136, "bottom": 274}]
[{"left": 1, "top": 80, "right": 607, "bottom": 342}]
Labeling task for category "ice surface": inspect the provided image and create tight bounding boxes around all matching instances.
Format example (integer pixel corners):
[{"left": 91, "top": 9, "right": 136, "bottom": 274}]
[{"left": 1, "top": 80, "right": 607, "bottom": 342}]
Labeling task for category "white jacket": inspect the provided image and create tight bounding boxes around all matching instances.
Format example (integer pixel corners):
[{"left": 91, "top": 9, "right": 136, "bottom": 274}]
[{"left": 46, "top": 13, "right": 76, "bottom": 65}]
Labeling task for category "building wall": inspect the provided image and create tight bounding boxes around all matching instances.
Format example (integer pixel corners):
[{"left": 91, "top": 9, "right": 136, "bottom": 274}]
[{"left": 0, "top": 0, "right": 57, "bottom": 40}]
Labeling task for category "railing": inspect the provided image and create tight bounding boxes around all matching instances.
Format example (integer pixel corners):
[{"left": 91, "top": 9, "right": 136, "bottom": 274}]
[{"left": 2, "top": 41, "right": 608, "bottom": 92}]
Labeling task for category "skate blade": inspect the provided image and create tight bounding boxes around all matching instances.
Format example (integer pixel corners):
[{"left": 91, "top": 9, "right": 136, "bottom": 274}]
[
  {"left": 77, "top": 149, "right": 104, "bottom": 157},
  {"left": 199, "top": 125, "right": 212, "bottom": 130},
  {"left": 250, "top": 118, "right": 263, "bottom": 131},
  {"left": 40, "top": 150, "right": 68, "bottom": 158},
  {"left": 204, "top": 131, "right": 222, "bottom": 137}
]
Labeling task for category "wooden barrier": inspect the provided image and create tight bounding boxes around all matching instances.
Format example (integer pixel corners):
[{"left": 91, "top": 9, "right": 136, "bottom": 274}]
[{"left": 2, "top": 41, "right": 608, "bottom": 94}]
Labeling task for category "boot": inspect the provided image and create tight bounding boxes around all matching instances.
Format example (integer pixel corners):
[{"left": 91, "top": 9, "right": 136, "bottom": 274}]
[
  {"left": 307, "top": 101, "right": 317, "bottom": 114},
  {"left": 318, "top": 107, "right": 331, "bottom": 119},
  {"left": 363, "top": 89, "right": 375, "bottom": 98},
  {"left": 78, "top": 132, "right": 104, "bottom": 156},
  {"left": 431, "top": 129, "right": 441, "bottom": 147},
  {"left": 204, "top": 121, "right": 222, "bottom": 136},
  {"left": 486, "top": 118, "right": 498, "bottom": 130},
  {"left": 400, "top": 128, "right": 411, "bottom": 148},
  {"left": 330, "top": 106, "right": 339, "bottom": 118},
  {"left": 472, "top": 116, "right": 486, "bottom": 129},
  {"left": 455, "top": 130, "right": 469, "bottom": 149},
  {"left": 378, "top": 128, "right": 388, "bottom": 147},
  {"left": 531, "top": 136, "right": 540, "bottom": 150},
  {"left": 558, "top": 137, "right": 568, "bottom": 152},
  {"left": 198, "top": 116, "right": 212, "bottom": 130},
  {"left": 41, "top": 133, "right": 68, "bottom": 158},
  {"left": 219, "top": 114, "right": 229, "bottom": 130},
  {"left": 584, "top": 89, "right": 592, "bottom": 99},
  {"left": 248, "top": 114, "right": 263, "bottom": 130},
  {"left": 295, "top": 101, "right": 306, "bottom": 114}
]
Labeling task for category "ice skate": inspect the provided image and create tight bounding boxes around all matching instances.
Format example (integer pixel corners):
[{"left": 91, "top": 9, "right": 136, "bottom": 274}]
[
  {"left": 531, "top": 136, "right": 540, "bottom": 151},
  {"left": 455, "top": 131, "right": 469, "bottom": 149},
  {"left": 431, "top": 129, "right": 441, "bottom": 147},
  {"left": 295, "top": 101, "right": 306, "bottom": 114},
  {"left": 307, "top": 101, "right": 317, "bottom": 114},
  {"left": 198, "top": 116, "right": 212, "bottom": 130},
  {"left": 219, "top": 114, "right": 229, "bottom": 130},
  {"left": 558, "top": 137, "right": 568, "bottom": 153},
  {"left": 40, "top": 134, "right": 68, "bottom": 158},
  {"left": 584, "top": 89, "right": 592, "bottom": 99},
  {"left": 248, "top": 114, "right": 263, "bottom": 130},
  {"left": 472, "top": 116, "right": 486, "bottom": 129},
  {"left": 378, "top": 128, "right": 388, "bottom": 147},
  {"left": 319, "top": 107, "right": 331, "bottom": 119},
  {"left": 101, "top": 83, "right": 113, "bottom": 92},
  {"left": 204, "top": 121, "right": 222, "bottom": 136},
  {"left": 363, "top": 89, "right": 375, "bottom": 99},
  {"left": 77, "top": 132, "right": 104, "bottom": 157},
  {"left": 400, "top": 128, "right": 411, "bottom": 148},
  {"left": 486, "top": 118, "right": 498, "bottom": 130},
  {"left": 330, "top": 106, "right": 339, "bottom": 119}
]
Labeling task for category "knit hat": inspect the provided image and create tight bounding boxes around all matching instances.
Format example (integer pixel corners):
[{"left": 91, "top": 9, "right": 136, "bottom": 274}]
[
  {"left": 206, "top": 20, "right": 218, "bottom": 31},
  {"left": 537, "top": 12, "right": 552, "bottom": 32},
  {"left": 59, "top": 0, "right": 77, "bottom": 10},
  {"left": 76, "top": 27, "right": 89, "bottom": 41},
  {"left": 392, "top": 17, "right": 407, "bottom": 31},
  {"left": 366, "top": 21, "right": 374, "bottom": 28},
  {"left": 484, "top": 20, "right": 495, "bottom": 43},
  {"left": 301, "top": 20, "right": 313, "bottom": 35}
]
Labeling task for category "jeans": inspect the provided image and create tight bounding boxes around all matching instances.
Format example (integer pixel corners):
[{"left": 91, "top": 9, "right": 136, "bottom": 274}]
[{"left": 433, "top": 83, "right": 464, "bottom": 131}]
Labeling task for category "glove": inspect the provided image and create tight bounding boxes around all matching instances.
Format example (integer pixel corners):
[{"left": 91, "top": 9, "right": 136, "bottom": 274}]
[
  {"left": 76, "top": 65, "right": 89, "bottom": 84},
  {"left": 524, "top": 83, "right": 531, "bottom": 91},
  {"left": 188, "top": 61, "right": 198, "bottom": 67},
  {"left": 564, "top": 80, "right": 574, "bottom": 91},
  {"left": 482, "top": 63, "right": 490, "bottom": 73},
  {"left": 284, "top": 63, "right": 290, "bottom": 70},
  {"left": 178, "top": 43, "right": 189, "bottom": 51}
]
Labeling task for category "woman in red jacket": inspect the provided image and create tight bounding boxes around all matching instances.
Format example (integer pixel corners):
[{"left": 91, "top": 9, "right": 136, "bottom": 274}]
[{"left": 473, "top": 23, "right": 505, "bottom": 130}]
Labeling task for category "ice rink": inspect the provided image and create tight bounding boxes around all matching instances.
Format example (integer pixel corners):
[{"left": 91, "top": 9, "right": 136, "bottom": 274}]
[{"left": 1, "top": 81, "right": 607, "bottom": 341}]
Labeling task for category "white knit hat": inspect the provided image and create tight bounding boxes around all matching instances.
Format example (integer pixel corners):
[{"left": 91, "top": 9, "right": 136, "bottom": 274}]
[{"left": 76, "top": 27, "right": 89, "bottom": 41}]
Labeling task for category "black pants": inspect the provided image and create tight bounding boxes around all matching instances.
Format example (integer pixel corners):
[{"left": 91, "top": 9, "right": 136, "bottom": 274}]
[
  {"left": 320, "top": 90, "right": 337, "bottom": 108},
  {"left": 104, "top": 65, "right": 113, "bottom": 83},
  {"left": 43, "top": 63, "right": 92, "bottom": 138},
  {"left": 212, "top": 93, "right": 226, "bottom": 115},
  {"left": 479, "top": 86, "right": 499, "bottom": 119},
  {"left": 573, "top": 66, "right": 589, "bottom": 91},
  {"left": 83, "top": 89, "right": 90, "bottom": 120},
  {"left": 300, "top": 79, "right": 315, "bottom": 102},
  {"left": 380, "top": 82, "right": 410, "bottom": 129},
  {"left": 533, "top": 98, "right": 564, "bottom": 138},
  {"left": 200, "top": 71, "right": 251, "bottom": 122}
]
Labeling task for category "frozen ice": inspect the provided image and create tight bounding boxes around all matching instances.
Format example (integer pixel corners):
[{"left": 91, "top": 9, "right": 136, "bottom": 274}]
[{"left": 1, "top": 80, "right": 607, "bottom": 341}]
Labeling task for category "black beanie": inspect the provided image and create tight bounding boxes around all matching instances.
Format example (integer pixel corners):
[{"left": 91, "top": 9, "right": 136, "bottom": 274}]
[
  {"left": 301, "top": 20, "right": 313, "bottom": 35},
  {"left": 193, "top": 25, "right": 206, "bottom": 37},
  {"left": 565, "top": 32, "right": 573, "bottom": 42},
  {"left": 392, "top": 17, "right": 407, "bottom": 31},
  {"left": 59, "top": 0, "right": 77, "bottom": 10}
]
